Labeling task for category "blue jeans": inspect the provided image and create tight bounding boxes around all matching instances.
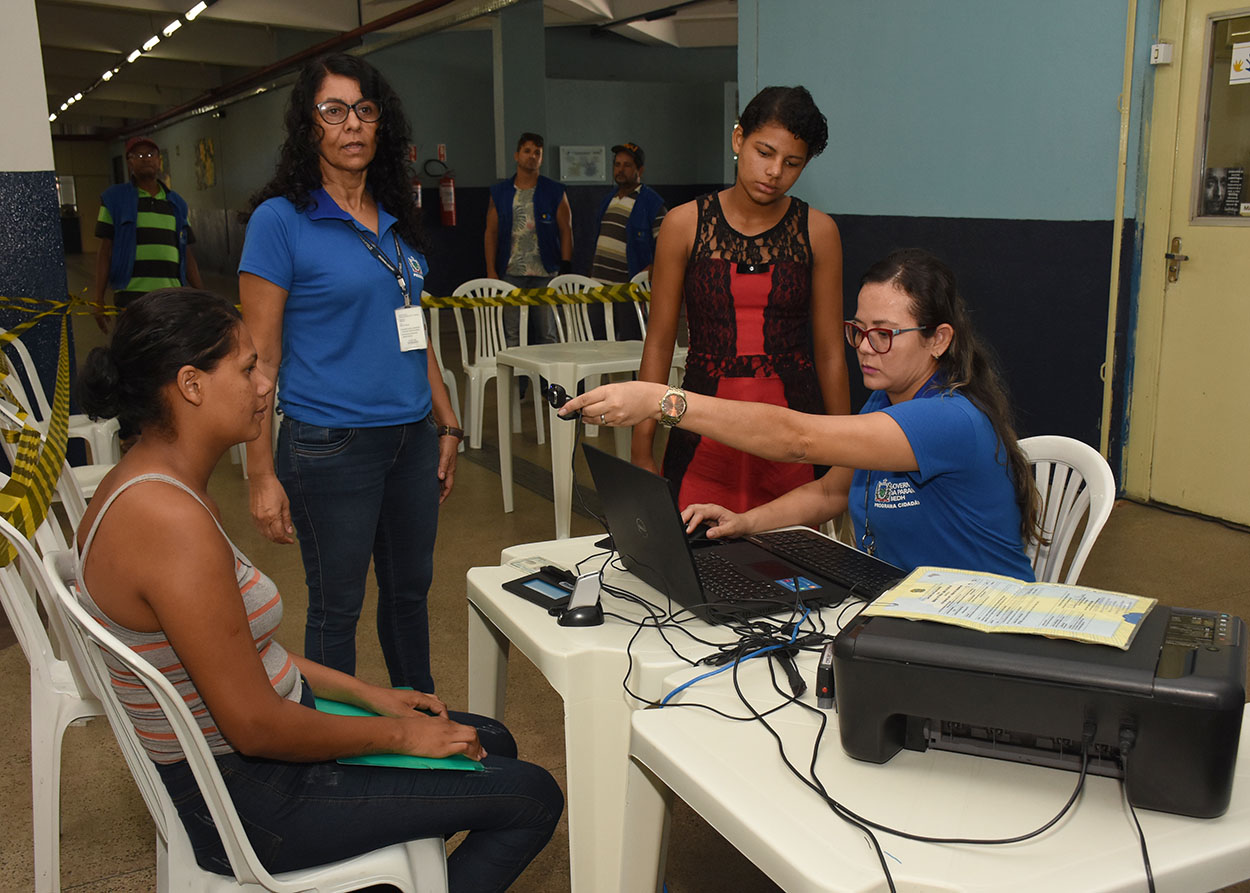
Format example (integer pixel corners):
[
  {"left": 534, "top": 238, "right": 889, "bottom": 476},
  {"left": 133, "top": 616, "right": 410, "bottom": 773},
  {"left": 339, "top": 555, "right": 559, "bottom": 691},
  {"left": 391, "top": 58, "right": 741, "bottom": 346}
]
[
  {"left": 502, "top": 273, "right": 558, "bottom": 346},
  {"left": 156, "top": 689, "right": 562, "bottom": 892},
  {"left": 277, "top": 416, "right": 439, "bottom": 691}
]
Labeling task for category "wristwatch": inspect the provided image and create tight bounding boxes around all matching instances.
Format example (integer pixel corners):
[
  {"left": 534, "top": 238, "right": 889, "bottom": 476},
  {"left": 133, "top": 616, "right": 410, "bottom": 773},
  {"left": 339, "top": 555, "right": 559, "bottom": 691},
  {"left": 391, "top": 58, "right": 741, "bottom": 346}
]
[
  {"left": 658, "top": 387, "right": 687, "bottom": 428},
  {"left": 436, "top": 425, "right": 464, "bottom": 440}
]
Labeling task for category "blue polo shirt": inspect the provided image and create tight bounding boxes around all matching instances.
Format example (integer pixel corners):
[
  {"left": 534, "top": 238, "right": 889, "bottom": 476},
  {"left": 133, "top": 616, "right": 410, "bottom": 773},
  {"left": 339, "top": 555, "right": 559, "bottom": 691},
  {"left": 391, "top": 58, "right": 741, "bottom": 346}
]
[
  {"left": 848, "top": 381, "right": 1036, "bottom": 580},
  {"left": 239, "top": 190, "right": 431, "bottom": 428}
]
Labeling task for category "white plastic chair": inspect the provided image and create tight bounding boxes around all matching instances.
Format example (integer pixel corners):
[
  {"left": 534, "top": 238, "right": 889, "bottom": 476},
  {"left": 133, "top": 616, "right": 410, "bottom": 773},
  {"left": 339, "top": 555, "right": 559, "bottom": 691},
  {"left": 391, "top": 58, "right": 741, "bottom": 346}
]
[
  {"left": 1, "top": 330, "right": 120, "bottom": 464},
  {"left": 44, "top": 550, "right": 450, "bottom": 893},
  {"left": 547, "top": 274, "right": 614, "bottom": 343},
  {"left": 0, "top": 515, "right": 102, "bottom": 893},
  {"left": 426, "top": 296, "right": 463, "bottom": 454},
  {"left": 0, "top": 394, "right": 111, "bottom": 505},
  {"left": 1018, "top": 435, "right": 1117, "bottom": 584},
  {"left": 627, "top": 270, "right": 686, "bottom": 386},
  {"left": 451, "top": 278, "right": 545, "bottom": 449},
  {"left": 629, "top": 270, "right": 651, "bottom": 338}
]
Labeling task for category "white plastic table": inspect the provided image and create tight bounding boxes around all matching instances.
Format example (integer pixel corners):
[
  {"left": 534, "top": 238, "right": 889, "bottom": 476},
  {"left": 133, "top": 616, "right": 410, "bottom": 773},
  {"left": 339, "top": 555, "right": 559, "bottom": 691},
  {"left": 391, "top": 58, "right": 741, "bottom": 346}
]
[
  {"left": 621, "top": 657, "right": 1250, "bottom": 892},
  {"left": 495, "top": 340, "right": 664, "bottom": 539},
  {"left": 466, "top": 535, "right": 743, "bottom": 893}
]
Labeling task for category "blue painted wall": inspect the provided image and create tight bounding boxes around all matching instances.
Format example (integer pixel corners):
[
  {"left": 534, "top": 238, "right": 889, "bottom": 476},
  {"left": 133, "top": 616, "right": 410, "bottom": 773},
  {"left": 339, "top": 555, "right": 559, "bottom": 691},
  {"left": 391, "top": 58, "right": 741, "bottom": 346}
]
[{"left": 739, "top": 0, "right": 1139, "bottom": 221}]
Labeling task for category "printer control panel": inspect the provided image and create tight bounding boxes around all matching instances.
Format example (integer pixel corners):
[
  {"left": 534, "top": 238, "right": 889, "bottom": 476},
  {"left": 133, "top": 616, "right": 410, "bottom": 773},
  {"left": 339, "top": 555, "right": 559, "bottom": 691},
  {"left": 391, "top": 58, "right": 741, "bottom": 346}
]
[
  {"left": 1164, "top": 609, "right": 1237, "bottom": 647},
  {"left": 1157, "top": 609, "right": 1239, "bottom": 679}
]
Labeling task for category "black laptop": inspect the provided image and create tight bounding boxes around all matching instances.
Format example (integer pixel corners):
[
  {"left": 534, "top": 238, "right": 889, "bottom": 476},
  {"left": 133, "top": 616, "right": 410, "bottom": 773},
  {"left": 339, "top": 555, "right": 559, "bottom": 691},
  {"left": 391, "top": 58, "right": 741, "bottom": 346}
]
[{"left": 582, "top": 444, "right": 905, "bottom": 619}]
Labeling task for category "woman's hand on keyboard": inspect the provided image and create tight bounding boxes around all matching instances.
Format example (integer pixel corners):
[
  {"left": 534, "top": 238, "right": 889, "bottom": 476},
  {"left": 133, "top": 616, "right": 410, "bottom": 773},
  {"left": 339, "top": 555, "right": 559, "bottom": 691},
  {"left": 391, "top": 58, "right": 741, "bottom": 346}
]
[{"left": 682, "top": 503, "right": 748, "bottom": 539}]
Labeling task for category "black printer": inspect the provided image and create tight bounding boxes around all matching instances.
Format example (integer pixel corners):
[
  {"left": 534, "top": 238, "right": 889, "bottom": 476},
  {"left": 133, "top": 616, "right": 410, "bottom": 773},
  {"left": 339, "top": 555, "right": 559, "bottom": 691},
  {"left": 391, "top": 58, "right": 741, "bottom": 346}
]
[{"left": 833, "top": 605, "right": 1246, "bottom": 818}]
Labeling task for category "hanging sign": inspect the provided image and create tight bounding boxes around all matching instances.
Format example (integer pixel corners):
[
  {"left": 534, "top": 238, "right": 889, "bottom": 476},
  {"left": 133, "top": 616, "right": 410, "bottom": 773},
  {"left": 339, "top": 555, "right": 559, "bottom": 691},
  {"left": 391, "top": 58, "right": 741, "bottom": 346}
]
[{"left": 1232, "top": 41, "right": 1250, "bottom": 85}]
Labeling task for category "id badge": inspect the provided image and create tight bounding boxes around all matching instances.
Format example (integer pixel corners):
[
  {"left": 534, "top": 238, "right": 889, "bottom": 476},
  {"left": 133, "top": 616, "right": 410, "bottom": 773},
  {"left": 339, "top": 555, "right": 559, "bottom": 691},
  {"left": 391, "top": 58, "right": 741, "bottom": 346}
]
[{"left": 395, "top": 306, "right": 427, "bottom": 351}]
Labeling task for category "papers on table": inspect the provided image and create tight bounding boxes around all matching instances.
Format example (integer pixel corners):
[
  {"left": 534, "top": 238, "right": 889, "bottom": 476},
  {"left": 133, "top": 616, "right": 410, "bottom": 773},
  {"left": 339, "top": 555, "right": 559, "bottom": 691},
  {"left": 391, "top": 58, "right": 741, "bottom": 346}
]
[{"left": 862, "top": 566, "right": 1157, "bottom": 650}]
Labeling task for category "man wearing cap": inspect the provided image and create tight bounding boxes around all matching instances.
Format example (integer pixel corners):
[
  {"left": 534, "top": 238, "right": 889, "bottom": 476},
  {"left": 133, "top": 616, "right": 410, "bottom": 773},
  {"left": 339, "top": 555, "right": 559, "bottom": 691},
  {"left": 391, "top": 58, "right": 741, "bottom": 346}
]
[
  {"left": 590, "top": 141, "right": 666, "bottom": 341},
  {"left": 93, "top": 135, "right": 201, "bottom": 331}
]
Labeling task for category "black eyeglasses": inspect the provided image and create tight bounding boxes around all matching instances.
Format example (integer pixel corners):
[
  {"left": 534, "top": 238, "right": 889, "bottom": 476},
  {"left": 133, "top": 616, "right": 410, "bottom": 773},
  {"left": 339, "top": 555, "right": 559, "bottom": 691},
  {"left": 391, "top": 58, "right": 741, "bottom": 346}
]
[
  {"left": 844, "top": 321, "right": 933, "bottom": 353},
  {"left": 315, "top": 99, "right": 381, "bottom": 125}
]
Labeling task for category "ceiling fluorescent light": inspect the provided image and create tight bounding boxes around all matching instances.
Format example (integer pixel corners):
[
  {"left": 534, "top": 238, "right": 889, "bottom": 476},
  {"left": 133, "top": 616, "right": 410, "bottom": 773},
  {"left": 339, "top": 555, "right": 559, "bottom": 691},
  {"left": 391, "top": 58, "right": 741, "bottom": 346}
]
[
  {"left": 127, "top": 49, "right": 142, "bottom": 63},
  {"left": 48, "top": 113, "right": 57, "bottom": 122},
  {"left": 59, "top": 102, "right": 68, "bottom": 111},
  {"left": 73, "top": 92, "right": 82, "bottom": 101},
  {"left": 163, "top": 19, "right": 182, "bottom": 37},
  {"left": 66, "top": 96, "right": 75, "bottom": 105},
  {"left": 142, "top": 35, "right": 161, "bottom": 52},
  {"left": 186, "top": 2, "right": 208, "bottom": 21},
  {"left": 102, "top": 69, "right": 114, "bottom": 81}
]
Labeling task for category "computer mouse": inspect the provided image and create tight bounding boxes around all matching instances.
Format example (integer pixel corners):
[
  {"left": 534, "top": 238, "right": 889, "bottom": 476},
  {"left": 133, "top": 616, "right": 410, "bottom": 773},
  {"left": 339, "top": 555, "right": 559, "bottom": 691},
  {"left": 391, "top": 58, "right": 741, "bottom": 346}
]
[{"left": 687, "top": 522, "right": 716, "bottom": 543}]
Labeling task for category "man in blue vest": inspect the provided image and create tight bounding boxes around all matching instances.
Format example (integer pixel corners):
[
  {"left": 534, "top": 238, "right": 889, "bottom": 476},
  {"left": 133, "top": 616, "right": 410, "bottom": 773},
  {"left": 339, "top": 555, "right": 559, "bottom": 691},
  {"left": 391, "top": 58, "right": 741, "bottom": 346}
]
[
  {"left": 590, "top": 142, "right": 666, "bottom": 341},
  {"left": 484, "top": 132, "right": 573, "bottom": 346},
  {"left": 93, "top": 135, "right": 201, "bottom": 332}
]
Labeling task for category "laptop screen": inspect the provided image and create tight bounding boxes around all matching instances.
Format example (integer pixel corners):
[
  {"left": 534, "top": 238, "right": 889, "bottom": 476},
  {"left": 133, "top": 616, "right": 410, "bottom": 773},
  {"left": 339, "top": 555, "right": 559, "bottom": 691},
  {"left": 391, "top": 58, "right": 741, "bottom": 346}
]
[{"left": 582, "top": 443, "right": 705, "bottom": 610}]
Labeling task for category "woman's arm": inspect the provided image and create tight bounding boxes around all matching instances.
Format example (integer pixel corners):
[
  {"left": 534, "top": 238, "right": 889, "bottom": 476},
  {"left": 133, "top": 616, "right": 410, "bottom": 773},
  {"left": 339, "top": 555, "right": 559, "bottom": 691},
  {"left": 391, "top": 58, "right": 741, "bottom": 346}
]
[
  {"left": 807, "top": 210, "right": 850, "bottom": 415},
  {"left": 630, "top": 202, "right": 695, "bottom": 471},
  {"left": 683, "top": 466, "right": 853, "bottom": 537},
  {"left": 100, "top": 489, "right": 482, "bottom": 761},
  {"left": 564, "top": 380, "right": 920, "bottom": 473},
  {"left": 291, "top": 654, "right": 448, "bottom": 719},
  {"left": 425, "top": 346, "right": 459, "bottom": 503},
  {"left": 239, "top": 272, "right": 294, "bottom": 544}
]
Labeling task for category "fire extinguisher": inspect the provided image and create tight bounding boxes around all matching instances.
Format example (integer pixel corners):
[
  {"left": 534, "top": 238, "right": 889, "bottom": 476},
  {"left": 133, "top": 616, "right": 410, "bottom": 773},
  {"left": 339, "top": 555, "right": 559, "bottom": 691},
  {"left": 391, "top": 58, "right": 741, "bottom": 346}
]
[
  {"left": 424, "top": 159, "right": 456, "bottom": 227},
  {"left": 438, "top": 172, "right": 456, "bottom": 227}
]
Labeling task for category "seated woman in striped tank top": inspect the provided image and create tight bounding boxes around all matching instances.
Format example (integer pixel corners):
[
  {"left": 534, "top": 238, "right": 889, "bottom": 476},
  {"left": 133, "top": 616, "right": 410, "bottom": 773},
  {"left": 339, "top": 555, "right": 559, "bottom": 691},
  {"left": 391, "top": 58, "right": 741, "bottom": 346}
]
[{"left": 74, "top": 288, "right": 561, "bottom": 892}]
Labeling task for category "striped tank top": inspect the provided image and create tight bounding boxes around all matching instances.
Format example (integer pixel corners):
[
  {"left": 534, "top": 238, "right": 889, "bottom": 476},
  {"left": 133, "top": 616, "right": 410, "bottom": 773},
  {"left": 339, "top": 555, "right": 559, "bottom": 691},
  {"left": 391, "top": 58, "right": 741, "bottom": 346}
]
[{"left": 74, "top": 473, "right": 303, "bottom": 765}]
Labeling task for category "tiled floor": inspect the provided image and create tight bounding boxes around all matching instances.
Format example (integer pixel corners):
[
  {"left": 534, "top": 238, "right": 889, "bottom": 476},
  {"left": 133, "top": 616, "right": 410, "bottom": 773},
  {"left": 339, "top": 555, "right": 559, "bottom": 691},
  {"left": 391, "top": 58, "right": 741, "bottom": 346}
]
[{"left": 1, "top": 257, "right": 1247, "bottom": 891}]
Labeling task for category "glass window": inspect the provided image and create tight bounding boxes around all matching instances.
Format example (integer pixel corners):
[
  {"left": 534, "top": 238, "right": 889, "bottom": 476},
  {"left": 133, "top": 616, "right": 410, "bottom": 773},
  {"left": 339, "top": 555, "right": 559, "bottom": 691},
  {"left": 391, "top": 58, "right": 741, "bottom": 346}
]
[
  {"left": 55, "top": 175, "right": 77, "bottom": 210},
  {"left": 1197, "top": 15, "right": 1250, "bottom": 218}
]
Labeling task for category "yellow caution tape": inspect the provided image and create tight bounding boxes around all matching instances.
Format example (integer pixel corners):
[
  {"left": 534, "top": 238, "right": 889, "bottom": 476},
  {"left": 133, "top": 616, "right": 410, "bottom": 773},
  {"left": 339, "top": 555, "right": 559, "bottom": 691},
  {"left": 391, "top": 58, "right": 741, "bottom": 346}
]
[
  {"left": 0, "top": 309, "right": 72, "bottom": 566},
  {"left": 2, "top": 283, "right": 651, "bottom": 317}
]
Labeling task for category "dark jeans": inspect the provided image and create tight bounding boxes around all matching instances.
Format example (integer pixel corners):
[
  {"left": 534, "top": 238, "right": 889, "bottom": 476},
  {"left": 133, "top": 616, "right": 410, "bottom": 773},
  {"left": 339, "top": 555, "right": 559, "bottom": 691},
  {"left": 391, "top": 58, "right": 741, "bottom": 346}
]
[
  {"left": 156, "top": 690, "right": 562, "bottom": 892},
  {"left": 277, "top": 415, "right": 439, "bottom": 691},
  {"left": 501, "top": 273, "right": 558, "bottom": 346}
]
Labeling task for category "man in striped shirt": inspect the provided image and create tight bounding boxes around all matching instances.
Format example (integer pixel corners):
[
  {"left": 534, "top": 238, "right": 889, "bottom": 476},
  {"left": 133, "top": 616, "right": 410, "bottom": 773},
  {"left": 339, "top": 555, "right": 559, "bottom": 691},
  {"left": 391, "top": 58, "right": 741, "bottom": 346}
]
[
  {"left": 590, "top": 142, "right": 666, "bottom": 341},
  {"left": 93, "top": 136, "right": 201, "bottom": 331}
]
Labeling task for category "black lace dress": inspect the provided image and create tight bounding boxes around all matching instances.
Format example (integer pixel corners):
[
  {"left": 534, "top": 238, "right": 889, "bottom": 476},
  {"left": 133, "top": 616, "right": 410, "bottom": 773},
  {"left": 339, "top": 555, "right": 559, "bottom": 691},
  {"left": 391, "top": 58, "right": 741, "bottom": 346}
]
[{"left": 663, "top": 192, "right": 824, "bottom": 512}]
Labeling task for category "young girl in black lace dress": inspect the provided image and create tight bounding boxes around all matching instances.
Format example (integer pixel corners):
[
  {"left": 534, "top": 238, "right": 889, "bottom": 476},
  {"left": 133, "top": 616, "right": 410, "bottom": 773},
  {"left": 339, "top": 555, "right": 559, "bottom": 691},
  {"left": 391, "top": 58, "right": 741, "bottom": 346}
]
[{"left": 630, "top": 86, "right": 850, "bottom": 511}]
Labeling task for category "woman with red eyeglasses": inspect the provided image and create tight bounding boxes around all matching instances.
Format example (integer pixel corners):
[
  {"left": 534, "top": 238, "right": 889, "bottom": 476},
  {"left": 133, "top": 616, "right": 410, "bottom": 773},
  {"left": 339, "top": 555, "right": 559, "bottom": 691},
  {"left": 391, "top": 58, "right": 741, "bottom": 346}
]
[{"left": 562, "top": 248, "right": 1039, "bottom": 578}]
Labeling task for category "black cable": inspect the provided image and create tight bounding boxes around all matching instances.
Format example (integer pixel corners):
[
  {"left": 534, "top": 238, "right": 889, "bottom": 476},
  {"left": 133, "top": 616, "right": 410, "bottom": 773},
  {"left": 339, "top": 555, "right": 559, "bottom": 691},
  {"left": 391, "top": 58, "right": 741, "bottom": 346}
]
[{"left": 1119, "top": 729, "right": 1155, "bottom": 893}]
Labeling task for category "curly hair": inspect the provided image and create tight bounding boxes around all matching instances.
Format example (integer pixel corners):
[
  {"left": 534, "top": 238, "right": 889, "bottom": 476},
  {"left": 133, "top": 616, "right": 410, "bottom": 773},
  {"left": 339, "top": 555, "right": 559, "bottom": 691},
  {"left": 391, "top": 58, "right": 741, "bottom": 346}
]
[
  {"left": 738, "top": 86, "right": 828, "bottom": 158},
  {"left": 860, "top": 249, "right": 1041, "bottom": 546},
  {"left": 247, "top": 53, "right": 423, "bottom": 249}
]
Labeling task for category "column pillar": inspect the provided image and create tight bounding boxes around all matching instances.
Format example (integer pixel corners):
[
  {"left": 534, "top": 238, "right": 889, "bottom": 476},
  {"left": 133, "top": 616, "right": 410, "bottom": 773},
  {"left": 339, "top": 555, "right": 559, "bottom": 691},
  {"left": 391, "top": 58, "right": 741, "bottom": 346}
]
[
  {"left": 493, "top": 0, "right": 548, "bottom": 178},
  {"left": 0, "top": 0, "right": 68, "bottom": 408}
]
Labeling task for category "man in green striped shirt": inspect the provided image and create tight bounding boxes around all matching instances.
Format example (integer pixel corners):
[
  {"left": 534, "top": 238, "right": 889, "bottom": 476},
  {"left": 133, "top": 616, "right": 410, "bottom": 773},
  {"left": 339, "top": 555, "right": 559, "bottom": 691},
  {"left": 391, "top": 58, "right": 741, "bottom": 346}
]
[{"left": 93, "top": 136, "right": 202, "bottom": 331}]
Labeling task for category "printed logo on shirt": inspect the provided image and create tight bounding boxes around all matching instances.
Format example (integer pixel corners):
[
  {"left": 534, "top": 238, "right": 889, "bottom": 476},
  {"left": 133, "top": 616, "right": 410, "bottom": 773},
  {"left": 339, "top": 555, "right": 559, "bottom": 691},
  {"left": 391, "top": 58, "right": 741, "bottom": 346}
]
[
  {"left": 873, "top": 478, "right": 920, "bottom": 509},
  {"left": 407, "top": 256, "right": 423, "bottom": 277}
]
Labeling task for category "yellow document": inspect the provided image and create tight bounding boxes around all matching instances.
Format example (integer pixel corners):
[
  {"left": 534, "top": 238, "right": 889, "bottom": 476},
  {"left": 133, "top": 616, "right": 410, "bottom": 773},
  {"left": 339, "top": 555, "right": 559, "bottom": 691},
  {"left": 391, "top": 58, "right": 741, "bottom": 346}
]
[{"left": 862, "top": 567, "right": 1157, "bottom": 650}]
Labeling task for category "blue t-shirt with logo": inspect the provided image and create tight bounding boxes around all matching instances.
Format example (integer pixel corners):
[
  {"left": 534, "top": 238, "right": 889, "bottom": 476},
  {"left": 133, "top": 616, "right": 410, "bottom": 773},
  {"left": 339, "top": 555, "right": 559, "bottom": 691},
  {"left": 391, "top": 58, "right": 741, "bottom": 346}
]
[
  {"left": 848, "top": 382, "right": 1035, "bottom": 580},
  {"left": 239, "top": 190, "right": 431, "bottom": 428}
]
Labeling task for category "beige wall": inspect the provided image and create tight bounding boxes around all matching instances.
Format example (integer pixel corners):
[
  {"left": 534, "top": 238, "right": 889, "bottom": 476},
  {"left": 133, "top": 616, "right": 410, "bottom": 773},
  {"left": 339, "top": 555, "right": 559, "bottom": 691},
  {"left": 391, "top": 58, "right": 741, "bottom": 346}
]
[{"left": 53, "top": 140, "right": 114, "bottom": 255}]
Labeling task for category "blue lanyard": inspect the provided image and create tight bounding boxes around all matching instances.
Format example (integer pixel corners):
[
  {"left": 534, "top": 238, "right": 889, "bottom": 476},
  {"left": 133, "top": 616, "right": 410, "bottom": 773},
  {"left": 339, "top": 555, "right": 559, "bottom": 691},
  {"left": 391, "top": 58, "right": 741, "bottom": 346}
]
[{"left": 346, "top": 224, "right": 412, "bottom": 307}]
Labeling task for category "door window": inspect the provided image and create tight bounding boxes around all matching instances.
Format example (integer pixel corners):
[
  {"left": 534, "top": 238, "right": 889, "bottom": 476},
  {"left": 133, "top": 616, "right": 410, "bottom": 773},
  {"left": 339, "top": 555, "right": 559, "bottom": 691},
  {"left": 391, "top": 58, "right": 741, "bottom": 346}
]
[{"left": 1196, "top": 15, "right": 1250, "bottom": 218}]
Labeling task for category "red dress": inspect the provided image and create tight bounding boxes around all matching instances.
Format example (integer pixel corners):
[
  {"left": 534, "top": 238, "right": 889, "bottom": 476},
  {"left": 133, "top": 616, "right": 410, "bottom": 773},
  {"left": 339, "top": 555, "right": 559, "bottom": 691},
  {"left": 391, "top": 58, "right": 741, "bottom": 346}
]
[{"left": 663, "top": 193, "right": 824, "bottom": 512}]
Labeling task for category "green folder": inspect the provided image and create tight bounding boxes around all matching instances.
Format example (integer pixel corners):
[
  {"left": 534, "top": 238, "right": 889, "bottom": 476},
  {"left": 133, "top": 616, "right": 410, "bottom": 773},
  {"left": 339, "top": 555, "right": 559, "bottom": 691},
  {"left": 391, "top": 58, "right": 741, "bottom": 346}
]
[{"left": 314, "top": 696, "right": 484, "bottom": 771}]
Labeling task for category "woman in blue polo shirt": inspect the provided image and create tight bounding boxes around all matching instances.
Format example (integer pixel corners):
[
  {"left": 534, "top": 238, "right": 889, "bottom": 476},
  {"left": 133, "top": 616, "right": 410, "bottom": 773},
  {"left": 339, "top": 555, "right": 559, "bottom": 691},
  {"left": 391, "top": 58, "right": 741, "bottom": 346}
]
[
  {"left": 562, "top": 249, "right": 1039, "bottom": 579},
  {"left": 239, "top": 53, "right": 460, "bottom": 692}
]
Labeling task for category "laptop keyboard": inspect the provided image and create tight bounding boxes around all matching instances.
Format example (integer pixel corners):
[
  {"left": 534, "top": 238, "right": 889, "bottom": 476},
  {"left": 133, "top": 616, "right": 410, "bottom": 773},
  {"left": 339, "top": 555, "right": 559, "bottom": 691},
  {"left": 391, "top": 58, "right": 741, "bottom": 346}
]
[
  {"left": 749, "top": 528, "right": 903, "bottom": 597},
  {"left": 693, "top": 550, "right": 782, "bottom": 602}
]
